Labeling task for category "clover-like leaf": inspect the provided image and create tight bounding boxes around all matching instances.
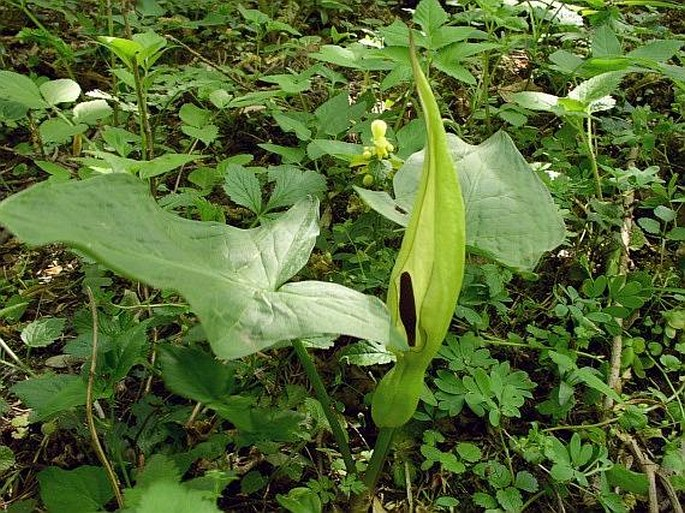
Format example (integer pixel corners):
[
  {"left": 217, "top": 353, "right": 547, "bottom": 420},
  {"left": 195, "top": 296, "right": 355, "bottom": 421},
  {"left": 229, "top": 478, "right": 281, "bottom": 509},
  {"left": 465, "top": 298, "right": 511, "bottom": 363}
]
[{"left": 0, "top": 174, "right": 401, "bottom": 360}]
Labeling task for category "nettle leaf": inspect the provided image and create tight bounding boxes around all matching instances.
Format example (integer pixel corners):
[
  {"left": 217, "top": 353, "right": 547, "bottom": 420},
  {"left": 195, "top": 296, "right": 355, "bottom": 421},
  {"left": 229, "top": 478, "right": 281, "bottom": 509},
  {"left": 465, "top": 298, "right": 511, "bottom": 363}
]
[
  {"left": 413, "top": 0, "right": 448, "bottom": 38},
  {"left": 159, "top": 345, "right": 237, "bottom": 404},
  {"left": 0, "top": 174, "right": 400, "bottom": 360},
  {"left": 38, "top": 466, "right": 113, "bottom": 513},
  {"left": 129, "top": 480, "right": 221, "bottom": 513},
  {"left": 223, "top": 164, "right": 262, "bottom": 213},
  {"left": 355, "top": 131, "right": 566, "bottom": 270},
  {"left": 11, "top": 373, "right": 87, "bottom": 421},
  {"left": 266, "top": 166, "right": 326, "bottom": 211}
]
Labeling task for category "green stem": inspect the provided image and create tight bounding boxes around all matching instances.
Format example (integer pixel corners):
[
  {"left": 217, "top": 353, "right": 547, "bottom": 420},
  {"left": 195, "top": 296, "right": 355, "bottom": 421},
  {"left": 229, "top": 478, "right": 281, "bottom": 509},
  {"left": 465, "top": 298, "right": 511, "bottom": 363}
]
[
  {"left": 290, "top": 339, "right": 356, "bottom": 475},
  {"left": 132, "top": 64, "right": 153, "bottom": 161},
  {"left": 585, "top": 116, "right": 602, "bottom": 199},
  {"left": 363, "top": 427, "right": 395, "bottom": 492}
]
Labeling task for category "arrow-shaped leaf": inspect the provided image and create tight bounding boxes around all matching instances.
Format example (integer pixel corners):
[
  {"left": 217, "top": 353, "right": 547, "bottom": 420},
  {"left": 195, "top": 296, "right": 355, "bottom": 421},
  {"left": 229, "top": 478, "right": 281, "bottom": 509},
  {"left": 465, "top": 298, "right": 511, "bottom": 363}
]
[{"left": 0, "top": 174, "right": 402, "bottom": 360}]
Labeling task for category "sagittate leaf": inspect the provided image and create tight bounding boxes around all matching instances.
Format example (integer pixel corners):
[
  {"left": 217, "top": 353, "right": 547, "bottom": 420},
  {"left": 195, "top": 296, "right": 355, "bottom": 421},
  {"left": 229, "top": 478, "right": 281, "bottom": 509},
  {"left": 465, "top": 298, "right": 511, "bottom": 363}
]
[
  {"left": 356, "top": 131, "right": 566, "bottom": 270},
  {"left": 0, "top": 174, "right": 401, "bottom": 360}
]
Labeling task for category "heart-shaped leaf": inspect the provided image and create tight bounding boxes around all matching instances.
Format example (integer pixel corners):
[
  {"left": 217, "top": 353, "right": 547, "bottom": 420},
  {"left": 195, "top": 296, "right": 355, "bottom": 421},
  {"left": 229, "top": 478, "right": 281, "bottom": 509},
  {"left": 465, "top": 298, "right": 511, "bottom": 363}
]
[{"left": 0, "top": 174, "right": 401, "bottom": 360}]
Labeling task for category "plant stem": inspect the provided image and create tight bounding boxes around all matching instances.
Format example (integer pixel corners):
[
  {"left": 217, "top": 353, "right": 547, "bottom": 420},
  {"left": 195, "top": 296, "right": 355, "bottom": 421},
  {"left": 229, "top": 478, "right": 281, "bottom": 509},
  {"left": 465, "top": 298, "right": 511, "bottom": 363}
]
[
  {"left": 290, "top": 339, "right": 356, "bottom": 475},
  {"left": 585, "top": 116, "right": 603, "bottom": 199},
  {"left": 85, "top": 287, "right": 124, "bottom": 508},
  {"left": 363, "top": 427, "right": 395, "bottom": 493}
]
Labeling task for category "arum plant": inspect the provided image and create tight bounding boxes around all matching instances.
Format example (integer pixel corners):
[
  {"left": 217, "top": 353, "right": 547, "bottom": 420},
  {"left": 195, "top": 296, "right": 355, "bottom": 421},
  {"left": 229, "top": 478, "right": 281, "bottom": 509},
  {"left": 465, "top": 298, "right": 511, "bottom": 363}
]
[{"left": 361, "top": 38, "right": 467, "bottom": 498}]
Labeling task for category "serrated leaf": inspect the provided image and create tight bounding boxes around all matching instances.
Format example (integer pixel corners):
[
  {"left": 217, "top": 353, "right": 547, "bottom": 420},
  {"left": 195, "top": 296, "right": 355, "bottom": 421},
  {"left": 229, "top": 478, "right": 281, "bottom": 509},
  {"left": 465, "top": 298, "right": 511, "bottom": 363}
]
[
  {"left": 0, "top": 71, "right": 45, "bottom": 109},
  {"left": 496, "top": 487, "right": 523, "bottom": 513},
  {"left": 338, "top": 340, "right": 395, "bottom": 366},
  {"left": 159, "top": 345, "right": 236, "bottom": 404},
  {"left": 568, "top": 72, "right": 626, "bottom": 105},
  {"left": 223, "top": 165, "right": 262, "bottom": 213},
  {"left": 38, "top": 466, "right": 113, "bottom": 513},
  {"left": 510, "top": 91, "right": 560, "bottom": 111},
  {"left": 592, "top": 25, "right": 622, "bottom": 57},
  {"left": 11, "top": 373, "right": 87, "bottom": 421},
  {"left": 637, "top": 217, "right": 661, "bottom": 234},
  {"left": 132, "top": 480, "right": 221, "bottom": 513},
  {"left": 266, "top": 166, "right": 326, "bottom": 211},
  {"left": 455, "top": 442, "right": 482, "bottom": 463},
  {"left": 514, "top": 470, "right": 538, "bottom": 492},
  {"left": 627, "top": 40, "right": 683, "bottom": 62},
  {"left": 414, "top": 0, "right": 448, "bottom": 38},
  {"left": 0, "top": 445, "right": 15, "bottom": 473},
  {"left": 273, "top": 111, "right": 311, "bottom": 141},
  {"left": 550, "top": 462, "right": 574, "bottom": 482},
  {"left": 40, "top": 79, "right": 80, "bottom": 106},
  {"left": 0, "top": 174, "right": 401, "bottom": 360},
  {"left": 21, "top": 317, "right": 65, "bottom": 347}
]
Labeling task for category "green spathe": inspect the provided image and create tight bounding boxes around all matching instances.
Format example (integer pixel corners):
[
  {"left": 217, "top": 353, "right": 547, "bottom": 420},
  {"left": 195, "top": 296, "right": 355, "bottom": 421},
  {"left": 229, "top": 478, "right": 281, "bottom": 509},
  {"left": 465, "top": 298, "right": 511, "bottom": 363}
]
[{"left": 371, "top": 44, "right": 466, "bottom": 428}]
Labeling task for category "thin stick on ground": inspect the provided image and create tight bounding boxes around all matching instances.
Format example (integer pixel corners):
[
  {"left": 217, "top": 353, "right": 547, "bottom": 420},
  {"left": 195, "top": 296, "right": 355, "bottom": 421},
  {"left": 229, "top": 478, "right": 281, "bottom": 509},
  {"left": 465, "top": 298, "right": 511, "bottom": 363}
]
[{"left": 85, "top": 287, "right": 124, "bottom": 508}]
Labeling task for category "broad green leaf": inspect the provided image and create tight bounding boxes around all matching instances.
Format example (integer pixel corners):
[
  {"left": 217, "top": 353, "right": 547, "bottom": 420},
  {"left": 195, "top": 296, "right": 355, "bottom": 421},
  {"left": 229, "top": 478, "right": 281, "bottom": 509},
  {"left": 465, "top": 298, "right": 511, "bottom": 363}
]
[
  {"left": 38, "top": 466, "right": 114, "bottom": 513},
  {"left": 515, "top": 470, "right": 539, "bottom": 492},
  {"left": 277, "top": 487, "right": 322, "bottom": 513},
  {"left": 72, "top": 100, "right": 112, "bottom": 124},
  {"left": 0, "top": 71, "right": 45, "bottom": 109},
  {"left": 137, "top": 153, "right": 202, "bottom": 179},
  {"left": 606, "top": 464, "right": 649, "bottom": 495},
  {"left": 179, "top": 103, "right": 211, "bottom": 128},
  {"left": 591, "top": 25, "right": 622, "bottom": 57},
  {"left": 510, "top": 91, "right": 559, "bottom": 111},
  {"left": 182, "top": 124, "right": 219, "bottom": 146},
  {"left": 0, "top": 174, "right": 400, "bottom": 360},
  {"left": 159, "top": 345, "right": 236, "bottom": 404},
  {"left": 571, "top": 367, "right": 622, "bottom": 402},
  {"left": 627, "top": 40, "right": 684, "bottom": 62},
  {"left": 20, "top": 317, "right": 65, "bottom": 347},
  {"left": 97, "top": 36, "right": 143, "bottom": 67},
  {"left": 273, "top": 111, "right": 311, "bottom": 141},
  {"left": 11, "top": 373, "right": 87, "bottom": 421},
  {"left": 355, "top": 131, "right": 566, "bottom": 270},
  {"left": 455, "top": 442, "right": 482, "bottom": 462},
  {"left": 568, "top": 71, "right": 626, "bottom": 105},
  {"left": 308, "top": 44, "right": 391, "bottom": 71},
  {"left": 39, "top": 79, "right": 80, "bottom": 106},
  {"left": 131, "top": 480, "right": 221, "bottom": 513},
  {"left": 338, "top": 340, "right": 395, "bottom": 366},
  {"left": 306, "top": 139, "right": 362, "bottom": 160},
  {"left": 496, "top": 487, "right": 523, "bottom": 512},
  {"left": 39, "top": 118, "right": 87, "bottom": 145}
]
